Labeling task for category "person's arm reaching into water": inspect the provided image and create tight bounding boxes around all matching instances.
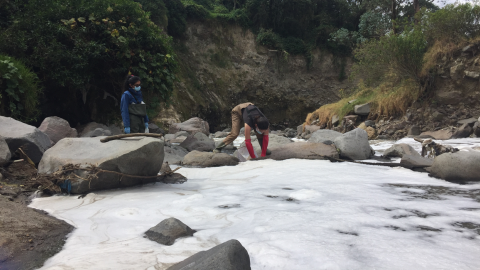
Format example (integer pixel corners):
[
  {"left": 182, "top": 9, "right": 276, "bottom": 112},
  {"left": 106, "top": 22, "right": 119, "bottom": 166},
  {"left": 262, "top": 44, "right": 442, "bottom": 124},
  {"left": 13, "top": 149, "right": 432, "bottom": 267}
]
[
  {"left": 261, "top": 129, "right": 269, "bottom": 157},
  {"left": 244, "top": 124, "right": 256, "bottom": 159}
]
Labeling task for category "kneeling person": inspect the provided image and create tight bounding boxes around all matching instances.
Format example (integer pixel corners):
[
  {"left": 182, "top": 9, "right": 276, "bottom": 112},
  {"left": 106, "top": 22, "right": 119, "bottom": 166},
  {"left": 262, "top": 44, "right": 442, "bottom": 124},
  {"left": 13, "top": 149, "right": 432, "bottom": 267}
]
[{"left": 214, "top": 102, "right": 271, "bottom": 158}]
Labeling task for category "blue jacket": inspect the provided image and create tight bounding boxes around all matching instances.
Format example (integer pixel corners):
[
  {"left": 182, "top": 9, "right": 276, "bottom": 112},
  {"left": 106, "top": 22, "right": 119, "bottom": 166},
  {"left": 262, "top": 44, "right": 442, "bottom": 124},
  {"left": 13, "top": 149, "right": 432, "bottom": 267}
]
[{"left": 120, "top": 89, "right": 149, "bottom": 128}]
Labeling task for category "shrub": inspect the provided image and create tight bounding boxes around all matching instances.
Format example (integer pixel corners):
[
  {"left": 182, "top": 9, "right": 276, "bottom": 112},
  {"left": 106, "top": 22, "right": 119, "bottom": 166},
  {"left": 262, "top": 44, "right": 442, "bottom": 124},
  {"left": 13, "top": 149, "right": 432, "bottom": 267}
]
[
  {"left": 164, "top": 0, "right": 187, "bottom": 37},
  {"left": 256, "top": 28, "right": 281, "bottom": 49},
  {"left": 421, "top": 3, "right": 480, "bottom": 44},
  {"left": 0, "top": 55, "right": 42, "bottom": 122}
]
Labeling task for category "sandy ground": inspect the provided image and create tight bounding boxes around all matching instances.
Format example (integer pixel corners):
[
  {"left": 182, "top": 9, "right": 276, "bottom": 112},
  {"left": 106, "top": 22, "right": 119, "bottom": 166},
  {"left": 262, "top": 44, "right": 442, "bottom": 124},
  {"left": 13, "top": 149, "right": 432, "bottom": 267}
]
[{"left": 0, "top": 162, "right": 73, "bottom": 270}]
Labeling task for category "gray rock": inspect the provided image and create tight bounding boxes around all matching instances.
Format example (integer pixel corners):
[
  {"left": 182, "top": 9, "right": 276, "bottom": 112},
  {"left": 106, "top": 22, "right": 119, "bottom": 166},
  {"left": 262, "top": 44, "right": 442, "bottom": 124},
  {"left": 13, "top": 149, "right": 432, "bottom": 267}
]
[
  {"left": 145, "top": 218, "right": 196, "bottom": 246},
  {"left": 284, "top": 128, "right": 297, "bottom": 138},
  {"left": 0, "top": 116, "right": 51, "bottom": 163},
  {"left": 475, "top": 122, "right": 480, "bottom": 137},
  {"left": 239, "top": 134, "right": 292, "bottom": 153},
  {"left": 180, "top": 132, "right": 215, "bottom": 152},
  {"left": 364, "top": 120, "right": 376, "bottom": 128},
  {"left": 383, "top": 144, "right": 421, "bottom": 158},
  {"left": 77, "top": 122, "right": 108, "bottom": 137},
  {"left": 85, "top": 128, "right": 111, "bottom": 137},
  {"left": 164, "top": 134, "right": 176, "bottom": 142},
  {"left": 239, "top": 127, "right": 245, "bottom": 135},
  {"left": 38, "top": 116, "right": 77, "bottom": 144},
  {"left": 0, "top": 136, "right": 12, "bottom": 165},
  {"left": 450, "top": 64, "right": 465, "bottom": 80},
  {"left": 458, "top": 118, "right": 478, "bottom": 126},
  {"left": 334, "top": 128, "right": 374, "bottom": 160},
  {"left": 452, "top": 123, "right": 473, "bottom": 139},
  {"left": 400, "top": 155, "right": 433, "bottom": 169},
  {"left": 308, "top": 130, "right": 342, "bottom": 143},
  {"left": 38, "top": 137, "right": 164, "bottom": 194},
  {"left": 167, "top": 239, "right": 251, "bottom": 270},
  {"left": 408, "top": 126, "right": 421, "bottom": 136},
  {"left": 430, "top": 151, "right": 480, "bottom": 182},
  {"left": 354, "top": 103, "right": 370, "bottom": 115},
  {"left": 0, "top": 172, "right": 3, "bottom": 181},
  {"left": 170, "top": 136, "right": 187, "bottom": 144},
  {"left": 331, "top": 115, "right": 339, "bottom": 125},
  {"left": 296, "top": 125, "right": 304, "bottom": 136},
  {"left": 267, "top": 143, "right": 339, "bottom": 161},
  {"left": 164, "top": 145, "right": 189, "bottom": 165},
  {"left": 465, "top": 71, "right": 480, "bottom": 79},
  {"left": 304, "top": 125, "right": 321, "bottom": 135},
  {"left": 377, "top": 135, "right": 389, "bottom": 140},
  {"left": 108, "top": 125, "right": 123, "bottom": 136},
  {"left": 214, "top": 131, "right": 229, "bottom": 138},
  {"left": 175, "top": 131, "right": 190, "bottom": 138},
  {"left": 149, "top": 123, "right": 165, "bottom": 134},
  {"left": 222, "top": 128, "right": 231, "bottom": 132},
  {"left": 432, "top": 111, "right": 444, "bottom": 122},
  {"left": 169, "top": 117, "right": 210, "bottom": 135},
  {"left": 419, "top": 129, "right": 453, "bottom": 140},
  {"left": 215, "top": 141, "right": 236, "bottom": 151},
  {"left": 183, "top": 151, "right": 239, "bottom": 167},
  {"left": 157, "top": 173, "right": 187, "bottom": 184}
]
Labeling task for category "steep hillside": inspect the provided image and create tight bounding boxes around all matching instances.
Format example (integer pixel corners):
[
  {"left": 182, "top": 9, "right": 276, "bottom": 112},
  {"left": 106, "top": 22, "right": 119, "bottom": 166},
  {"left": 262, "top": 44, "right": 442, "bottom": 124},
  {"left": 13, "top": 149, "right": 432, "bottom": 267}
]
[{"left": 153, "top": 21, "right": 353, "bottom": 131}]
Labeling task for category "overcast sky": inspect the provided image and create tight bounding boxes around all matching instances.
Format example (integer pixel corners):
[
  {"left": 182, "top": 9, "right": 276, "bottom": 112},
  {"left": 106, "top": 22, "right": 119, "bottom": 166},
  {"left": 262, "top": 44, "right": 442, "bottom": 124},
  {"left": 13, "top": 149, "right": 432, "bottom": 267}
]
[{"left": 434, "top": 0, "right": 475, "bottom": 7}]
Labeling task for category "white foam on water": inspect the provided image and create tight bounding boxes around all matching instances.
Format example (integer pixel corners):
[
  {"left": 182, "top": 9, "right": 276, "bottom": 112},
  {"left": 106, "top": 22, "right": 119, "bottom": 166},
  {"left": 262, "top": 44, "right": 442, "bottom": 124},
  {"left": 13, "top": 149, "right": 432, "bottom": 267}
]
[{"left": 30, "top": 139, "right": 480, "bottom": 270}]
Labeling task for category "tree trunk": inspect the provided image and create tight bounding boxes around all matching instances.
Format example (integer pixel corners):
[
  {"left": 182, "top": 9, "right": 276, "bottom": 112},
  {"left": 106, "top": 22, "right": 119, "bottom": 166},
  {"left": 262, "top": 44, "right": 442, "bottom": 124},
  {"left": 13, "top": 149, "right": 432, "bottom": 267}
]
[
  {"left": 392, "top": 0, "right": 397, "bottom": 34},
  {"left": 413, "top": 0, "right": 420, "bottom": 24}
]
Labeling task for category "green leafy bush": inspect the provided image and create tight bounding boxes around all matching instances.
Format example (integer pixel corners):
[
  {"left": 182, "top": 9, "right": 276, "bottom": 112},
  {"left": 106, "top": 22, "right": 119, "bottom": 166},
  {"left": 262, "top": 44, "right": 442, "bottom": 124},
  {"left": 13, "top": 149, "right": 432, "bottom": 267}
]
[
  {"left": 134, "top": 0, "right": 168, "bottom": 27},
  {"left": 256, "top": 28, "right": 281, "bottom": 49},
  {"left": 164, "top": 0, "right": 187, "bottom": 37},
  {"left": 183, "top": 0, "right": 211, "bottom": 20},
  {"left": 421, "top": 3, "right": 480, "bottom": 43},
  {"left": 0, "top": 55, "right": 42, "bottom": 122},
  {"left": 0, "top": 0, "right": 177, "bottom": 123}
]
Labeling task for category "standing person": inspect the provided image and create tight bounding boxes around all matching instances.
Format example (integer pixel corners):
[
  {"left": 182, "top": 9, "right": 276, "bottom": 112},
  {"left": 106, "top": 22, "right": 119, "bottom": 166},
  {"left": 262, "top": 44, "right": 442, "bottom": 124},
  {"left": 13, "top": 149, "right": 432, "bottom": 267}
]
[
  {"left": 120, "top": 75, "right": 149, "bottom": 134},
  {"left": 214, "top": 102, "right": 271, "bottom": 158}
]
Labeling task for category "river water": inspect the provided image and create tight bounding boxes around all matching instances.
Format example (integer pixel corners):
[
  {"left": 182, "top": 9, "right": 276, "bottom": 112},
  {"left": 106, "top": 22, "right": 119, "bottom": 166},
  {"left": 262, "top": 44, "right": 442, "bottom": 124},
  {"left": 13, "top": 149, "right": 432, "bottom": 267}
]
[{"left": 30, "top": 138, "right": 480, "bottom": 270}]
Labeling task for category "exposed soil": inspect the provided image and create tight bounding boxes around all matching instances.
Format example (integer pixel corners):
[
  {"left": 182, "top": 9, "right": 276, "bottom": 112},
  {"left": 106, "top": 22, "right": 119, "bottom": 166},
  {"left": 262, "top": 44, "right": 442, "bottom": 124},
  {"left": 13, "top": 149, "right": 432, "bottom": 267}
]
[{"left": 0, "top": 162, "right": 73, "bottom": 270}]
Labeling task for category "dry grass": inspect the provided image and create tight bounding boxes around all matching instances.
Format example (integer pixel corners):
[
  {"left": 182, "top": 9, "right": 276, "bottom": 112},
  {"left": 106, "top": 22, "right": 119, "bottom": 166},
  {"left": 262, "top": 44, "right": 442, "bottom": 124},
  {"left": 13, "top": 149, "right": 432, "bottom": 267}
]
[{"left": 305, "top": 75, "right": 421, "bottom": 126}]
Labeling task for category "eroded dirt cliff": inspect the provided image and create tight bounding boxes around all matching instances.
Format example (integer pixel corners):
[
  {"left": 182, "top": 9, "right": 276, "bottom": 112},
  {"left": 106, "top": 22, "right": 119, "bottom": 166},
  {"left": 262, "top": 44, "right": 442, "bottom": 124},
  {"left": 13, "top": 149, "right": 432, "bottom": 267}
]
[{"left": 153, "top": 21, "right": 353, "bottom": 131}]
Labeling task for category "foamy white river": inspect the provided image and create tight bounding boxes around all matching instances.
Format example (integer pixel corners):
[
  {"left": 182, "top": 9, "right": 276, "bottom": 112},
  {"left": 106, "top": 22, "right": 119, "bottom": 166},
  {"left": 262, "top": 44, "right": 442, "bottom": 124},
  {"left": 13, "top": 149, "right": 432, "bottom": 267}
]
[{"left": 30, "top": 138, "right": 480, "bottom": 270}]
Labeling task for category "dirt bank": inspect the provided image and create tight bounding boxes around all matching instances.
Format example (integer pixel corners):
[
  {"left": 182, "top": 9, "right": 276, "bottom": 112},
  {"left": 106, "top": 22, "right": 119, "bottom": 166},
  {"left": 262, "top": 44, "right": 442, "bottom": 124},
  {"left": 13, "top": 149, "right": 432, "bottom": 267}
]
[{"left": 0, "top": 162, "right": 73, "bottom": 270}]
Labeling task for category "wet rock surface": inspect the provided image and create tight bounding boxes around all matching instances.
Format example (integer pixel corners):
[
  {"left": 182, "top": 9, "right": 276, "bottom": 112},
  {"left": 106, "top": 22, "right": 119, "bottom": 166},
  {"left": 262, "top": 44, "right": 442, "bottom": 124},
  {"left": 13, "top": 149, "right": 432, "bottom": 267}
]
[
  {"left": 145, "top": 218, "right": 196, "bottom": 246},
  {"left": 169, "top": 117, "right": 210, "bottom": 135},
  {"left": 383, "top": 144, "right": 421, "bottom": 158},
  {"left": 180, "top": 132, "right": 215, "bottom": 152},
  {"left": 183, "top": 151, "right": 239, "bottom": 167},
  {"left": 167, "top": 239, "right": 251, "bottom": 270},
  {"left": 266, "top": 142, "right": 339, "bottom": 161}
]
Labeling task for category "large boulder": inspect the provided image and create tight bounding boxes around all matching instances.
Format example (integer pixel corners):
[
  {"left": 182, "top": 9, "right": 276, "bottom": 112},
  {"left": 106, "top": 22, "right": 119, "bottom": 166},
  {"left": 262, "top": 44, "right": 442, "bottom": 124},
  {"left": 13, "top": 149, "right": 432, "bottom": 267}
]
[
  {"left": 164, "top": 144, "right": 189, "bottom": 165},
  {"left": 169, "top": 117, "right": 210, "bottom": 135},
  {"left": 334, "top": 128, "right": 374, "bottom": 160},
  {"left": 0, "top": 116, "right": 51, "bottom": 163},
  {"left": 308, "top": 130, "right": 342, "bottom": 144},
  {"left": 180, "top": 132, "right": 215, "bottom": 152},
  {"left": 38, "top": 116, "right": 77, "bottom": 144},
  {"left": 451, "top": 123, "right": 473, "bottom": 139},
  {"left": 419, "top": 129, "right": 453, "bottom": 140},
  {"left": 240, "top": 134, "right": 292, "bottom": 153},
  {"left": 145, "top": 218, "right": 196, "bottom": 246},
  {"left": 0, "top": 136, "right": 11, "bottom": 165},
  {"left": 267, "top": 143, "right": 339, "bottom": 161},
  {"left": 38, "top": 137, "right": 164, "bottom": 194},
  {"left": 383, "top": 144, "right": 421, "bottom": 158},
  {"left": 167, "top": 239, "right": 251, "bottom": 270},
  {"left": 429, "top": 151, "right": 480, "bottom": 182},
  {"left": 148, "top": 123, "right": 165, "bottom": 134},
  {"left": 183, "top": 151, "right": 239, "bottom": 167}
]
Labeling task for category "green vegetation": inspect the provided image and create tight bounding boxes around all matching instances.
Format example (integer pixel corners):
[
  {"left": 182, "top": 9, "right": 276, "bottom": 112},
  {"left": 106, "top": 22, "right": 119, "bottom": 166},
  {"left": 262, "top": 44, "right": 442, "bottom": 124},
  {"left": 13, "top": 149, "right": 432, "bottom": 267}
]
[
  {"left": 0, "top": 55, "right": 42, "bottom": 122},
  {"left": 306, "top": 3, "right": 480, "bottom": 126},
  {"left": 0, "top": 0, "right": 177, "bottom": 124}
]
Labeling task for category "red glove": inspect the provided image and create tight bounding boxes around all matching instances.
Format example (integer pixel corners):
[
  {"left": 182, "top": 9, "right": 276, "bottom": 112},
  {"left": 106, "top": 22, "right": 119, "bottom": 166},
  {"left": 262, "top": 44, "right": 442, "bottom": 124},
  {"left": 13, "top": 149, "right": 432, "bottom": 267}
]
[
  {"left": 245, "top": 139, "right": 256, "bottom": 159},
  {"left": 261, "top": 135, "right": 269, "bottom": 157}
]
